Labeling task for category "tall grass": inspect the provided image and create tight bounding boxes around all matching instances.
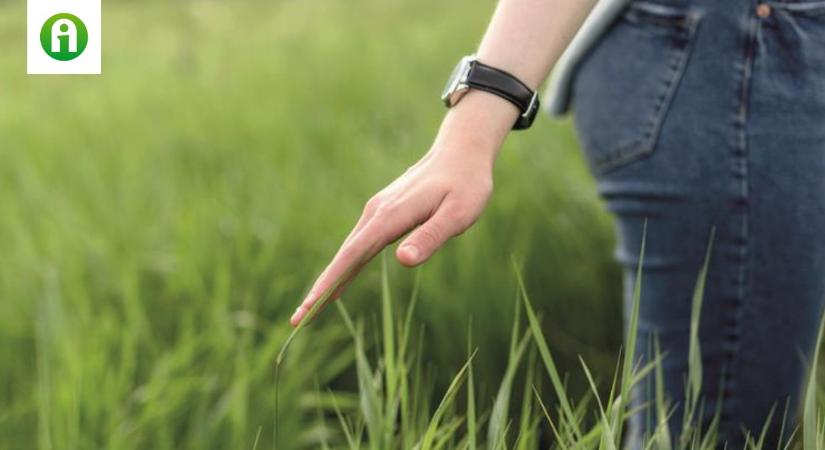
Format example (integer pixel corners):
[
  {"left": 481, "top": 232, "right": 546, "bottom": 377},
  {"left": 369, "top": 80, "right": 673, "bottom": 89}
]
[
  {"left": 280, "top": 238, "right": 825, "bottom": 450},
  {"left": 3, "top": 0, "right": 823, "bottom": 449},
  {"left": 0, "top": 0, "right": 617, "bottom": 447}
]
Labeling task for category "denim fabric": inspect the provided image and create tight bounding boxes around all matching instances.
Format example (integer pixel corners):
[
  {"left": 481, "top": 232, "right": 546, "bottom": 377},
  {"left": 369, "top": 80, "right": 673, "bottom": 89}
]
[
  {"left": 571, "top": 0, "right": 825, "bottom": 447},
  {"left": 544, "top": 0, "right": 632, "bottom": 116}
]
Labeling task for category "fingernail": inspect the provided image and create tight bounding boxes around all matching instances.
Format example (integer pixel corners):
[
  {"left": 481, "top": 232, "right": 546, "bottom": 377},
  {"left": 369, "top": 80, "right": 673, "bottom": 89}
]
[
  {"left": 401, "top": 244, "right": 419, "bottom": 262},
  {"left": 290, "top": 306, "right": 302, "bottom": 324}
]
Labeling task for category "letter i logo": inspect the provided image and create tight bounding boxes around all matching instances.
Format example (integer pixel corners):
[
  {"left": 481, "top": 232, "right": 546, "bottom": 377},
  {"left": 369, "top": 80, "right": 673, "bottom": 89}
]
[
  {"left": 27, "top": 0, "right": 101, "bottom": 74},
  {"left": 41, "top": 14, "right": 88, "bottom": 61}
]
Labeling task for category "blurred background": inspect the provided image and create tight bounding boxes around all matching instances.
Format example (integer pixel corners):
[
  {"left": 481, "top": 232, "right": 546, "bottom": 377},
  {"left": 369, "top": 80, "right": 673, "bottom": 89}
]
[{"left": 0, "top": 0, "right": 625, "bottom": 448}]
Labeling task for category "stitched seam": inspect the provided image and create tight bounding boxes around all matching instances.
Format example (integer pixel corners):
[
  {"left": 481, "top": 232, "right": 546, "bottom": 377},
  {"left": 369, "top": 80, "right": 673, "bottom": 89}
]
[
  {"left": 595, "top": 12, "right": 703, "bottom": 174},
  {"left": 627, "top": 2, "right": 696, "bottom": 26},
  {"left": 719, "top": 12, "right": 758, "bottom": 440},
  {"left": 642, "top": 13, "right": 703, "bottom": 162}
]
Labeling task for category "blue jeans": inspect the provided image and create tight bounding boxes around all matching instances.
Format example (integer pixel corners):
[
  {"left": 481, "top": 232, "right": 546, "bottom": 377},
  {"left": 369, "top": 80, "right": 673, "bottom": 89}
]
[{"left": 571, "top": 0, "right": 825, "bottom": 447}]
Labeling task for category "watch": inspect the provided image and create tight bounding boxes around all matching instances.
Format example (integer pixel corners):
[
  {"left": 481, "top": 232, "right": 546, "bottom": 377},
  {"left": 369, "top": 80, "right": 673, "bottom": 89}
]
[{"left": 441, "top": 55, "right": 540, "bottom": 130}]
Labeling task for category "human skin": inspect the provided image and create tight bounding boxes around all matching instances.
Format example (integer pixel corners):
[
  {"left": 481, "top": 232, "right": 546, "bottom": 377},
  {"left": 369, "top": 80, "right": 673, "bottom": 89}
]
[{"left": 291, "top": 0, "right": 597, "bottom": 326}]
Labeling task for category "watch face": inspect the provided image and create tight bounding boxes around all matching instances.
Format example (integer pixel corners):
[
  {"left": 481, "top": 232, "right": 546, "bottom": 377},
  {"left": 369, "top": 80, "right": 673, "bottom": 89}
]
[{"left": 441, "top": 55, "right": 474, "bottom": 106}]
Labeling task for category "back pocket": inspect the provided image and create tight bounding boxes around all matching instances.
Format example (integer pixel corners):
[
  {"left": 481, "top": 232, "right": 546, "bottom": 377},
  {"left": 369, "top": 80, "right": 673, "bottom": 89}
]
[{"left": 571, "top": 1, "right": 703, "bottom": 174}]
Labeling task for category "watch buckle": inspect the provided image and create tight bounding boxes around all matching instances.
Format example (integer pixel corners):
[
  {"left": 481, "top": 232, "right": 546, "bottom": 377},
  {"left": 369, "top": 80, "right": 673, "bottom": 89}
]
[{"left": 521, "top": 92, "right": 539, "bottom": 119}]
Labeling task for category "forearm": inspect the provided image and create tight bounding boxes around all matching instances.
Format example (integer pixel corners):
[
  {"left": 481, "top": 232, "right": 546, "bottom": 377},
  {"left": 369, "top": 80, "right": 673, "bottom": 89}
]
[
  {"left": 434, "top": 0, "right": 597, "bottom": 162},
  {"left": 293, "top": 1, "right": 599, "bottom": 325}
]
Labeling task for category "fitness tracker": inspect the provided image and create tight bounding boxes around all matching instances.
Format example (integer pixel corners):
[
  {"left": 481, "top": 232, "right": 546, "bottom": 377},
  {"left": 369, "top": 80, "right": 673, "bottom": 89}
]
[{"left": 441, "top": 55, "right": 540, "bottom": 130}]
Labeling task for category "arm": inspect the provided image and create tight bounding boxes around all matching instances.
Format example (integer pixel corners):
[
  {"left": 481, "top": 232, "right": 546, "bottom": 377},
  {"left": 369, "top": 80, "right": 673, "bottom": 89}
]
[{"left": 290, "top": 0, "right": 597, "bottom": 326}]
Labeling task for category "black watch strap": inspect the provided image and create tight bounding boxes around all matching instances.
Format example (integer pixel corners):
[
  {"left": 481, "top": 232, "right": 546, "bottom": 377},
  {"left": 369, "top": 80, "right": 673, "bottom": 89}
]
[{"left": 466, "top": 61, "right": 539, "bottom": 130}]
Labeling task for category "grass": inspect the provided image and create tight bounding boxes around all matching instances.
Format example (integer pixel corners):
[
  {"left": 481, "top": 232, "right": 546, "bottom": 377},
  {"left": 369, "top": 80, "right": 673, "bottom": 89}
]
[
  {"left": 1, "top": 0, "right": 618, "bottom": 448},
  {"left": 3, "top": 0, "right": 821, "bottom": 449},
  {"left": 280, "top": 235, "right": 825, "bottom": 450}
]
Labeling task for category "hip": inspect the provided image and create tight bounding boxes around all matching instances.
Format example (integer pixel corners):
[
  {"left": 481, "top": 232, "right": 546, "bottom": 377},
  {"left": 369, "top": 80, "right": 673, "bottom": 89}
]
[{"left": 570, "top": 0, "right": 825, "bottom": 175}]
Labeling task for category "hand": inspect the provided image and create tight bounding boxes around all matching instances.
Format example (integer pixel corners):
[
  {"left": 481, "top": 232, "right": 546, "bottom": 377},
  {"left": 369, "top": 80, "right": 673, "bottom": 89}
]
[{"left": 290, "top": 142, "right": 495, "bottom": 326}]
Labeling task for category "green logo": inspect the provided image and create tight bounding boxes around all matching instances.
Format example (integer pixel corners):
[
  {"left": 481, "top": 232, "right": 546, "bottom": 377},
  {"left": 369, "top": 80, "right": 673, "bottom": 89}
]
[{"left": 40, "top": 13, "right": 88, "bottom": 61}]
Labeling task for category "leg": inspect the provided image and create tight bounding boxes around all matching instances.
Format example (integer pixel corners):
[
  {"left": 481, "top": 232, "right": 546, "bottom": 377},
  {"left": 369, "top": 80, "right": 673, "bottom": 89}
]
[{"left": 571, "top": 1, "right": 825, "bottom": 446}]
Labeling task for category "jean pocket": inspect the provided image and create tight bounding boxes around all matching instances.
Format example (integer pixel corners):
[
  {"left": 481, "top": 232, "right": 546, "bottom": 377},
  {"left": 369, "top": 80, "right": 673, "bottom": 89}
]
[
  {"left": 760, "top": 1, "right": 825, "bottom": 91},
  {"left": 571, "top": 1, "right": 703, "bottom": 175}
]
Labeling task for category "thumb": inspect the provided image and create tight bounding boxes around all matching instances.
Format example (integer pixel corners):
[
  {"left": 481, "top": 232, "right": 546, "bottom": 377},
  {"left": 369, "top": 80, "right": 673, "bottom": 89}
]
[{"left": 396, "top": 207, "right": 462, "bottom": 267}]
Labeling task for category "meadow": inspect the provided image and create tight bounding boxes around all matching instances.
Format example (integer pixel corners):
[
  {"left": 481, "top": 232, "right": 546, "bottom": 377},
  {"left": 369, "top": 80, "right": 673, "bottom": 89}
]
[{"left": 2, "top": 0, "right": 819, "bottom": 449}]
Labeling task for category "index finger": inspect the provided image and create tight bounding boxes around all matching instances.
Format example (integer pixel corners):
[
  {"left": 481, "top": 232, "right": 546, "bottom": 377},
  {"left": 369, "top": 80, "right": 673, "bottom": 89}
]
[
  {"left": 289, "top": 248, "right": 367, "bottom": 327},
  {"left": 290, "top": 208, "right": 416, "bottom": 326}
]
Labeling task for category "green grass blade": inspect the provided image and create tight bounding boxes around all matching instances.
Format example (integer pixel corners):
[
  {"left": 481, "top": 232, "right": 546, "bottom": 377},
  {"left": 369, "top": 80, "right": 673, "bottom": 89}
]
[
  {"left": 314, "top": 379, "right": 331, "bottom": 450},
  {"left": 328, "top": 388, "right": 358, "bottom": 449},
  {"left": 336, "top": 302, "right": 383, "bottom": 449},
  {"left": 617, "top": 220, "right": 647, "bottom": 442},
  {"left": 467, "top": 320, "right": 478, "bottom": 450},
  {"left": 488, "top": 296, "right": 531, "bottom": 448},
  {"left": 398, "top": 269, "right": 420, "bottom": 449},
  {"left": 274, "top": 258, "right": 363, "bottom": 449},
  {"left": 653, "top": 339, "right": 672, "bottom": 450},
  {"left": 803, "top": 309, "right": 825, "bottom": 450},
  {"left": 252, "top": 426, "right": 263, "bottom": 450},
  {"left": 516, "top": 350, "right": 538, "bottom": 450},
  {"left": 381, "top": 253, "right": 398, "bottom": 447},
  {"left": 512, "top": 257, "right": 582, "bottom": 444},
  {"left": 533, "top": 384, "right": 565, "bottom": 448},
  {"left": 686, "top": 228, "right": 715, "bottom": 424},
  {"left": 419, "top": 351, "right": 477, "bottom": 450},
  {"left": 776, "top": 398, "right": 791, "bottom": 450},
  {"left": 510, "top": 278, "right": 523, "bottom": 357},
  {"left": 399, "top": 268, "right": 421, "bottom": 366},
  {"left": 579, "top": 356, "right": 617, "bottom": 450},
  {"left": 753, "top": 406, "right": 777, "bottom": 450}
]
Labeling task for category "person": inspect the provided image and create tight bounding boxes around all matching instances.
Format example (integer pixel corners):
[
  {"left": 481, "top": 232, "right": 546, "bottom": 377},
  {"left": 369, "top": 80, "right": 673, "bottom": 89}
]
[{"left": 290, "top": 0, "right": 825, "bottom": 447}]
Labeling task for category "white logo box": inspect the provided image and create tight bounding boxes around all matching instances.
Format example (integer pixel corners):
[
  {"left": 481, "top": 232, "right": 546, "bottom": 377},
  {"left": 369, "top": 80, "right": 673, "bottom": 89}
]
[{"left": 27, "top": 0, "right": 101, "bottom": 74}]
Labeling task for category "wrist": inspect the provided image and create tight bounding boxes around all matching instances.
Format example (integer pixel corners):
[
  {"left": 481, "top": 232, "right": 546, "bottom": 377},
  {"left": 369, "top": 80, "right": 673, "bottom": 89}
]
[{"left": 433, "top": 89, "right": 517, "bottom": 163}]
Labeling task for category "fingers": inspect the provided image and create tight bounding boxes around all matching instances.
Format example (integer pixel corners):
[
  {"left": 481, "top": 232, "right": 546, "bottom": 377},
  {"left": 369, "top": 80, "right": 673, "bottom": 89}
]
[
  {"left": 341, "top": 194, "right": 382, "bottom": 247},
  {"left": 297, "top": 258, "right": 370, "bottom": 325},
  {"left": 289, "top": 236, "right": 371, "bottom": 327},
  {"left": 396, "top": 200, "right": 469, "bottom": 267},
  {"left": 289, "top": 195, "right": 386, "bottom": 326},
  {"left": 292, "top": 257, "right": 369, "bottom": 326},
  {"left": 290, "top": 199, "right": 421, "bottom": 326}
]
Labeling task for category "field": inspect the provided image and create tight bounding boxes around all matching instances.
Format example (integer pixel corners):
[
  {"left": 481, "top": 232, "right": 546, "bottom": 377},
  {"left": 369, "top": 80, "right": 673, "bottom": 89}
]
[{"left": 2, "top": 0, "right": 818, "bottom": 449}]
